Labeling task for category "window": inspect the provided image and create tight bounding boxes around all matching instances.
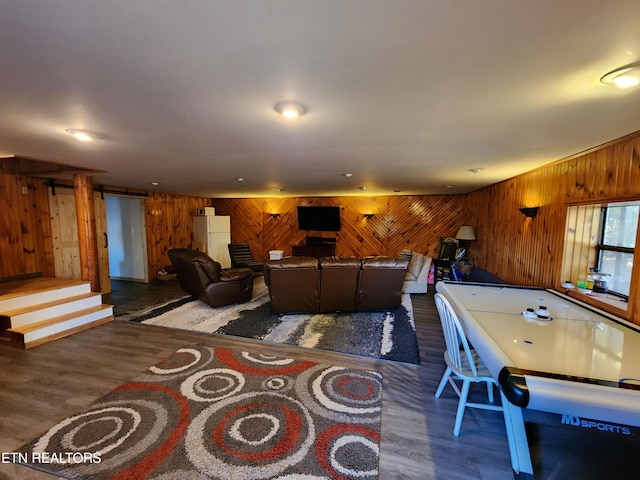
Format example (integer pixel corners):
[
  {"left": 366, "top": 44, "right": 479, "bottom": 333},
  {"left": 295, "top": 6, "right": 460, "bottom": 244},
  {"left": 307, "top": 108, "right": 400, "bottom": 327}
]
[
  {"left": 596, "top": 201, "right": 639, "bottom": 298},
  {"left": 561, "top": 199, "right": 640, "bottom": 315}
]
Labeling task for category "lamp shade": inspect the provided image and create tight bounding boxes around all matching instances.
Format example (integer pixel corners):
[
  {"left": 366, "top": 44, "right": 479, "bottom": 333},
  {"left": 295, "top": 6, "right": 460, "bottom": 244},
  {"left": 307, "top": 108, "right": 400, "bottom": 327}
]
[{"left": 455, "top": 225, "right": 476, "bottom": 241}]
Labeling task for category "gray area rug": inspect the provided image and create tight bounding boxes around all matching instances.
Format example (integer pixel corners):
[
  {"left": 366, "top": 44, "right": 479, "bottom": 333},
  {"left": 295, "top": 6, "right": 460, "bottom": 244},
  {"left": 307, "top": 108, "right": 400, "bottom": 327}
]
[
  {"left": 15, "top": 345, "right": 382, "bottom": 479},
  {"left": 117, "top": 278, "right": 420, "bottom": 365}
]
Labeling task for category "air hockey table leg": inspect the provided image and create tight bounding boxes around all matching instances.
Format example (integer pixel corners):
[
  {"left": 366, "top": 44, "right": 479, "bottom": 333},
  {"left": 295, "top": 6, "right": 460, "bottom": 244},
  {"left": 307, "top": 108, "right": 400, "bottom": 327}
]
[{"left": 501, "top": 392, "right": 534, "bottom": 479}]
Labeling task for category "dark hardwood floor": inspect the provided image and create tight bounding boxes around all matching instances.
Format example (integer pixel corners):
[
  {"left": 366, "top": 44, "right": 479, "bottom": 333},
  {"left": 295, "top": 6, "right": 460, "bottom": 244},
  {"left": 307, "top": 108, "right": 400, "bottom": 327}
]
[{"left": 1, "top": 279, "right": 637, "bottom": 479}]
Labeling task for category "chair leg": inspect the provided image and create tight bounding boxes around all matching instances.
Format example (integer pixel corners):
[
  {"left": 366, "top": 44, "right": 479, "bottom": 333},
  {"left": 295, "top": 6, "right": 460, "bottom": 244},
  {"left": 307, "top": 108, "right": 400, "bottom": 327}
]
[
  {"left": 486, "top": 380, "right": 495, "bottom": 403},
  {"left": 435, "top": 367, "right": 452, "bottom": 398},
  {"left": 453, "top": 379, "right": 471, "bottom": 437}
]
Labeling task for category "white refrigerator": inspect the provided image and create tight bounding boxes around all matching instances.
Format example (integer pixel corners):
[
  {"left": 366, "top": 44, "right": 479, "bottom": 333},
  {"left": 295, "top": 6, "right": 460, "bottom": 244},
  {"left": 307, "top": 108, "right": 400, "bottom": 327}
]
[{"left": 193, "top": 215, "right": 231, "bottom": 268}]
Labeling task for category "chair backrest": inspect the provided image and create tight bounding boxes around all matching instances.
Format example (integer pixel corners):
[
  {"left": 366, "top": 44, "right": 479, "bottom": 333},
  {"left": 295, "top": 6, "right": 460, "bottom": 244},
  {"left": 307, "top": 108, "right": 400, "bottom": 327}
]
[
  {"left": 264, "top": 256, "right": 320, "bottom": 313},
  {"left": 434, "top": 293, "right": 479, "bottom": 376},
  {"left": 319, "top": 256, "right": 360, "bottom": 312},
  {"left": 168, "top": 248, "right": 221, "bottom": 297},
  {"left": 228, "top": 243, "right": 254, "bottom": 265},
  {"left": 356, "top": 256, "right": 409, "bottom": 311}
]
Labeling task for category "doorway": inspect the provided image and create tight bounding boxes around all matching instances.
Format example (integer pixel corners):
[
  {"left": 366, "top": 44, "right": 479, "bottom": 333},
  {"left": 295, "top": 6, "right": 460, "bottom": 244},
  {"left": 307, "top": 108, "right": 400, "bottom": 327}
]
[{"left": 106, "top": 195, "right": 148, "bottom": 282}]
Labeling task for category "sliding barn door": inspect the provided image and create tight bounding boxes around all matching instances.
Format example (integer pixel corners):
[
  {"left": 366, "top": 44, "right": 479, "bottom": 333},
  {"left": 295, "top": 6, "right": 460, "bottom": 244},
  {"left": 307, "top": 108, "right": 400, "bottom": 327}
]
[{"left": 49, "top": 188, "right": 111, "bottom": 293}]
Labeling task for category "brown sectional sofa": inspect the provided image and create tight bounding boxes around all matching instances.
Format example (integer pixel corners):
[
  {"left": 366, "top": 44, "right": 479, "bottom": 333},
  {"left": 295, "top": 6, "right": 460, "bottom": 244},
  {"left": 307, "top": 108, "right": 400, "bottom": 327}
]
[{"left": 264, "top": 255, "right": 409, "bottom": 313}]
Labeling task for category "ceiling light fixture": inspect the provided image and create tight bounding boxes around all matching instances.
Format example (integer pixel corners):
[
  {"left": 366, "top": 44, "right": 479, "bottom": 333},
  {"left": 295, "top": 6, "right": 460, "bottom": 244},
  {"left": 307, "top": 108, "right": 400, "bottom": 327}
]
[
  {"left": 65, "top": 129, "right": 93, "bottom": 142},
  {"left": 601, "top": 64, "right": 640, "bottom": 89},
  {"left": 468, "top": 168, "right": 483, "bottom": 174},
  {"left": 275, "top": 101, "right": 307, "bottom": 119}
]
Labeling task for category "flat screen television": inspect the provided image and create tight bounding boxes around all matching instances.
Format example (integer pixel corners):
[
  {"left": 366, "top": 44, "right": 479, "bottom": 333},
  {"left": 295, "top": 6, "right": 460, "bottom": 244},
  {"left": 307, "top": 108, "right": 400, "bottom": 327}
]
[{"left": 297, "top": 206, "right": 341, "bottom": 231}]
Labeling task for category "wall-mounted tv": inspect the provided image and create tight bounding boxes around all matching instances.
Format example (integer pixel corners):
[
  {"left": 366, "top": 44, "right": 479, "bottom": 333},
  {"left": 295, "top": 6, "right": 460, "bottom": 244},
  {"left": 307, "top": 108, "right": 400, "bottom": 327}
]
[{"left": 297, "top": 206, "right": 341, "bottom": 231}]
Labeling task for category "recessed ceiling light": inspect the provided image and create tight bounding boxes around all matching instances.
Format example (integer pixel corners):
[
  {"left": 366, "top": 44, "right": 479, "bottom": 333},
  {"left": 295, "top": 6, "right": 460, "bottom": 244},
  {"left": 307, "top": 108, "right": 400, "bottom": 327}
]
[
  {"left": 150, "top": 182, "right": 160, "bottom": 186},
  {"left": 601, "top": 64, "right": 640, "bottom": 89},
  {"left": 359, "top": 186, "right": 367, "bottom": 191},
  {"left": 343, "top": 173, "right": 353, "bottom": 178},
  {"left": 275, "top": 101, "right": 307, "bottom": 119},
  {"left": 65, "top": 129, "right": 93, "bottom": 142},
  {"left": 236, "top": 177, "right": 245, "bottom": 182},
  {"left": 468, "top": 168, "right": 483, "bottom": 174}
]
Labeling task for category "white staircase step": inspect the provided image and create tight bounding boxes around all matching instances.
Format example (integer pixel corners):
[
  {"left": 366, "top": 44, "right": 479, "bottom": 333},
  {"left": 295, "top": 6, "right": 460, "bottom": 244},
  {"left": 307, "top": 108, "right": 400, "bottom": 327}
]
[
  {"left": 8, "top": 304, "right": 114, "bottom": 349},
  {"left": 1, "top": 292, "right": 103, "bottom": 328},
  {"left": 0, "top": 278, "right": 90, "bottom": 312}
]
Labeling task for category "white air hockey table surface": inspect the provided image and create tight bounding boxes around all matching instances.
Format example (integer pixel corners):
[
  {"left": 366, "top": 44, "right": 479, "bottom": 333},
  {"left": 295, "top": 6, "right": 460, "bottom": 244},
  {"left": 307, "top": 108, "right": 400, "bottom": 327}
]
[{"left": 435, "top": 281, "right": 640, "bottom": 478}]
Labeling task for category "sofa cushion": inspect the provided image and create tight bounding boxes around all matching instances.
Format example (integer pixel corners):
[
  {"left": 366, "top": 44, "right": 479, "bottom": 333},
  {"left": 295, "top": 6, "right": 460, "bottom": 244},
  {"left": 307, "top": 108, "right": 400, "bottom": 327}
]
[
  {"left": 361, "top": 256, "right": 409, "bottom": 269},
  {"left": 320, "top": 256, "right": 360, "bottom": 268},
  {"left": 196, "top": 257, "right": 221, "bottom": 282},
  {"left": 264, "top": 256, "right": 320, "bottom": 313},
  {"left": 357, "top": 256, "right": 409, "bottom": 310},
  {"left": 319, "top": 256, "right": 360, "bottom": 312},
  {"left": 407, "top": 252, "right": 425, "bottom": 280},
  {"left": 268, "top": 256, "right": 318, "bottom": 269}
]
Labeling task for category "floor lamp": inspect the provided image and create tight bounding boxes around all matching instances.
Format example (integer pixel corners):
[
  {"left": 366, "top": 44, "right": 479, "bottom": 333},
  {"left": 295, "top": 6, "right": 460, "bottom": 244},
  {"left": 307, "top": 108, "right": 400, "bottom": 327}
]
[{"left": 455, "top": 225, "right": 476, "bottom": 267}]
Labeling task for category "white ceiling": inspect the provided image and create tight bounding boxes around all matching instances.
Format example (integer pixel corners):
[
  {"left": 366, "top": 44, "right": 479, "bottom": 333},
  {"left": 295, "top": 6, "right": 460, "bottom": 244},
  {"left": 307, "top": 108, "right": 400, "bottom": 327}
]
[{"left": 1, "top": 0, "right": 639, "bottom": 198}]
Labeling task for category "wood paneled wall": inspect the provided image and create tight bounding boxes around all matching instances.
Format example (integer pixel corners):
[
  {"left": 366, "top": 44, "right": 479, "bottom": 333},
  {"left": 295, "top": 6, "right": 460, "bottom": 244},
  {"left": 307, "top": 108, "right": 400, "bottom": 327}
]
[
  {"left": 143, "top": 191, "right": 211, "bottom": 276},
  {"left": 0, "top": 159, "right": 54, "bottom": 279},
  {"left": 465, "top": 131, "right": 640, "bottom": 320},
  {"left": 0, "top": 167, "right": 213, "bottom": 283},
  {"left": 211, "top": 195, "right": 466, "bottom": 261},
  {"left": 0, "top": 163, "right": 463, "bottom": 283},
  {"left": 5, "top": 128, "right": 639, "bottom": 323}
]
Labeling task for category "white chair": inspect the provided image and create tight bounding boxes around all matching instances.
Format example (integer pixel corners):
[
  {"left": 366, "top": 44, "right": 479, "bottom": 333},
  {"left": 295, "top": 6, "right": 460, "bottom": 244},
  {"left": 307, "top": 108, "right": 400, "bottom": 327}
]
[{"left": 434, "top": 293, "right": 503, "bottom": 436}]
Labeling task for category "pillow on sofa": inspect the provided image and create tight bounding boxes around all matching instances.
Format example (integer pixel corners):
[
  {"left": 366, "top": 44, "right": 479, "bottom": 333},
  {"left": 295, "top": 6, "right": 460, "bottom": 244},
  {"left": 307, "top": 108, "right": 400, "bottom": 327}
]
[
  {"left": 407, "top": 252, "right": 424, "bottom": 280},
  {"left": 398, "top": 249, "right": 413, "bottom": 261}
]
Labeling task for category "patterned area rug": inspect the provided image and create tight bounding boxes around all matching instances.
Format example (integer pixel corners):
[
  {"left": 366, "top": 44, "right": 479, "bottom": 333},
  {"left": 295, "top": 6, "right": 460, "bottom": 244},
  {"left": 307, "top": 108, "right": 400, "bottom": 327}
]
[
  {"left": 15, "top": 346, "right": 382, "bottom": 480},
  {"left": 117, "top": 278, "right": 421, "bottom": 365}
]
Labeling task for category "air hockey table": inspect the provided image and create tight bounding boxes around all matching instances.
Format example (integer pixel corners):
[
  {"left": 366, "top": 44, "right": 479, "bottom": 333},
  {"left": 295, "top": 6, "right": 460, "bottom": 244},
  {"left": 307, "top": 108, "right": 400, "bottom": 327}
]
[{"left": 435, "top": 281, "right": 640, "bottom": 479}]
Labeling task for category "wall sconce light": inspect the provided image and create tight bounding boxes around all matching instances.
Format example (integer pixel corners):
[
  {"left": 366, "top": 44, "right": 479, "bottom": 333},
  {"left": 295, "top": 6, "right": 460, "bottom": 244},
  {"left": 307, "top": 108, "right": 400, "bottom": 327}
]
[
  {"left": 269, "top": 213, "right": 281, "bottom": 219},
  {"left": 364, "top": 213, "right": 375, "bottom": 219},
  {"left": 519, "top": 207, "right": 539, "bottom": 218}
]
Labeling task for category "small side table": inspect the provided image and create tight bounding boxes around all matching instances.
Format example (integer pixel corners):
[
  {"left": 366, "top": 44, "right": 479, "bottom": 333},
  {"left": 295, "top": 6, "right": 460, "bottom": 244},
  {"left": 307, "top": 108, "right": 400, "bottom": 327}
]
[
  {"left": 433, "top": 258, "right": 453, "bottom": 282},
  {"left": 457, "top": 263, "right": 474, "bottom": 276}
]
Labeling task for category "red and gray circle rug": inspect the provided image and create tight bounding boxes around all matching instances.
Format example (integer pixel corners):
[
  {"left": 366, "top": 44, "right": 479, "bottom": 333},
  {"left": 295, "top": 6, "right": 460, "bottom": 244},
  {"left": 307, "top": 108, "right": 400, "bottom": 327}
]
[{"left": 15, "top": 346, "right": 383, "bottom": 479}]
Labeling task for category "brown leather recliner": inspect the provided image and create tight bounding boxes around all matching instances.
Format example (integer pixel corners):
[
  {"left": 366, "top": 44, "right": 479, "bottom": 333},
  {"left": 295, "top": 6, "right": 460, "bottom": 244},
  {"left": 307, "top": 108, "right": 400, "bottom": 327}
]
[
  {"left": 319, "top": 256, "right": 360, "bottom": 312},
  {"left": 168, "top": 248, "right": 253, "bottom": 307},
  {"left": 263, "top": 256, "right": 320, "bottom": 313},
  {"left": 357, "top": 256, "right": 409, "bottom": 311}
]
